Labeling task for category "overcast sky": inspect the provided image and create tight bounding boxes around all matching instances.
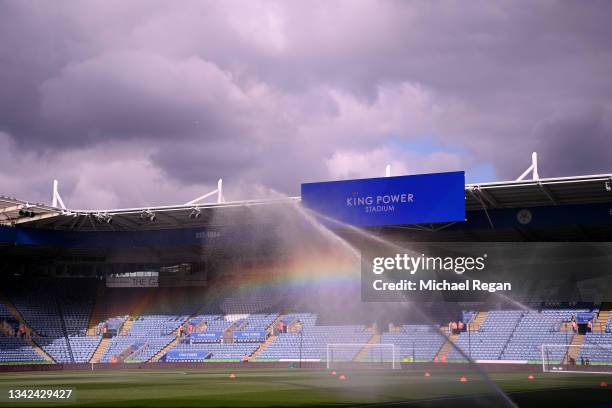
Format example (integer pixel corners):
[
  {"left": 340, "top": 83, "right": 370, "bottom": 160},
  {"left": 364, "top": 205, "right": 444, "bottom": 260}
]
[{"left": 1, "top": 1, "right": 611, "bottom": 209}]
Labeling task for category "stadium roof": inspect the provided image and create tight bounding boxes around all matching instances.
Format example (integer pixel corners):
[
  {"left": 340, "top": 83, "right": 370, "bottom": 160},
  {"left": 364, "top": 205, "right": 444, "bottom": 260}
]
[{"left": 1, "top": 173, "right": 611, "bottom": 232}]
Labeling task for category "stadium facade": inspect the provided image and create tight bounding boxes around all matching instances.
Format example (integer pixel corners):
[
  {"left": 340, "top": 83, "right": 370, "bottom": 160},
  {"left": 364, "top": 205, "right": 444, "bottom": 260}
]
[{"left": 1, "top": 171, "right": 612, "bottom": 371}]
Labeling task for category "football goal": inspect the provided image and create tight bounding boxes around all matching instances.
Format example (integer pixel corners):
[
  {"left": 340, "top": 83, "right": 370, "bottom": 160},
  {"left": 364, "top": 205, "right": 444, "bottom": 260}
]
[
  {"left": 542, "top": 343, "right": 612, "bottom": 374},
  {"left": 326, "top": 343, "right": 400, "bottom": 369}
]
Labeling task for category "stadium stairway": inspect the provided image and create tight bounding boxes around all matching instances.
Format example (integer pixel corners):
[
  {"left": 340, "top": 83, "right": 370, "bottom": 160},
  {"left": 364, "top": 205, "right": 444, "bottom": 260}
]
[
  {"left": 86, "top": 284, "right": 107, "bottom": 336},
  {"left": 119, "top": 318, "right": 135, "bottom": 335},
  {"left": 594, "top": 306, "right": 611, "bottom": 332},
  {"left": 249, "top": 313, "right": 286, "bottom": 359},
  {"left": 354, "top": 333, "right": 382, "bottom": 362},
  {"left": 288, "top": 319, "right": 303, "bottom": 333},
  {"left": 0, "top": 293, "right": 55, "bottom": 363},
  {"left": 267, "top": 313, "right": 285, "bottom": 334},
  {"left": 194, "top": 320, "right": 207, "bottom": 332},
  {"left": 90, "top": 337, "right": 110, "bottom": 363},
  {"left": 149, "top": 337, "right": 180, "bottom": 362},
  {"left": 149, "top": 323, "right": 183, "bottom": 362},
  {"left": 564, "top": 334, "right": 585, "bottom": 364},
  {"left": 251, "top": 335, "right": 278, "bottom": 360},
  {"left": 469, "top": 311, "right": 487, "bottom": 331},
  {"left": 0, "top": 293, "right": 37, "bottom": 336},
  {"left": 117, "top": 342, "right": 146, "bottom": 363},
  {"left": 30, "top": 341, "right": 55, "bottom": 363},
  {"left": 435, "top": 333, "right": 459, "bottom": 362}
]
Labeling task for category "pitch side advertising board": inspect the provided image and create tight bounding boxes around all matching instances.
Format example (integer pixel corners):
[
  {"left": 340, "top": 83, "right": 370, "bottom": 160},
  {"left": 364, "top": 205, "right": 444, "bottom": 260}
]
[
  {"left": 301, "top": 171, "right": 465, "bottom": 227},
  {"left": 165, "top": 351, "right": 210, "bottom": 361}
]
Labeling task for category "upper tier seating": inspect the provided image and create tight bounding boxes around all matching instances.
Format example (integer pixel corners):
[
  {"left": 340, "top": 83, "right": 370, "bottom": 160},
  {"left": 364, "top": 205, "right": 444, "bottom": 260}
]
[
  {"left": 240, "top": 313, "right": 279, "bottom": 331},
  {"left": 199, "top": 315, "right": 232, "bottom": 332},
  {"left": 219, "top": 287, "right": 284, "bottom": 314},
  {"left": 0, "top": 303, "right": 13, "bottom": 321},
  {"left": 282, "top": 313, "right": 317, "bottom": 328},
  {"left": 7, "top": 283, "right": 99, "bottom": 363},
  {"left": 11, "top": 290, "right": 64, "bottom": 338}
]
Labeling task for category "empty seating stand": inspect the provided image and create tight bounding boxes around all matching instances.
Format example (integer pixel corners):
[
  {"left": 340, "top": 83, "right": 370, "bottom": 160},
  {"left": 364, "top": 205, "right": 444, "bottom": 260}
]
[
  {"left": 0, "top": 333, "right": 45, "bottom": 364},
  {"left": 502, "top": 309, "right": 591, "bottom": 362},
  {"left": 448, "top": 310, "right": 524, "bottom": 361},
  {"left": 260, "top": 324, "right": 370, "bottom": 361},
  {"left": 380, "top": 325, "right": 446, "bottom": 362},
  {"left": 6, "top": 286, "right": 612, "bottom": 368},
  {"left": 100, "top": 315, "right": 188, "bottom": 363}
]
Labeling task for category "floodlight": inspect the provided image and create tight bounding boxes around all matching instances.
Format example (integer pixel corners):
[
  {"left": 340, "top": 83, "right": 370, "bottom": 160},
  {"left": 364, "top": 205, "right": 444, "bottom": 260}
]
[
  {"left": 140, "top": 210, "right": 156, "bottom": 222},
  {"left": 189, "top": 207, "right": 202, "bottom": 219},
  {"left": 18, "top": 208, "right": 35, "bottom": 217},
  {"left": 94, "top": 213, "right": 113, "bottom": 224}
]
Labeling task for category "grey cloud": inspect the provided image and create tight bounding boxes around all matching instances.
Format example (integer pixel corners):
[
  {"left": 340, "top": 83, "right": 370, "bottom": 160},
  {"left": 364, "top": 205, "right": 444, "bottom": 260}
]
[
  {"left": 532, "top": 101, "right": 612, "bottom": 177},
  {"left": 0, "top": 0, "right": 611, "bottom": 207},
  {"left": 37, "top": 52, "right": 251, "bottom": 146}
]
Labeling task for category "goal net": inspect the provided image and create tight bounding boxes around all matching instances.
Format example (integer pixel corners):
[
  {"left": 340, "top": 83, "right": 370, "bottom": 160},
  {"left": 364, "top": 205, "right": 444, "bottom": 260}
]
[
  {"left": 542, "top": 344, "right": 612, "bottom": 374},
  {"left": 326, "top": 343, "right": 400, "bottom": 369}
]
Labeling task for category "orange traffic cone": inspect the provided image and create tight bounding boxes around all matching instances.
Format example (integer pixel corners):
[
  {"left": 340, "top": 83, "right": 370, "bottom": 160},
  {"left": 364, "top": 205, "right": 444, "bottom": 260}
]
[
  {"left": 331, "top": 371, "right": 337, "bottom": 376},
  {"left": 459, "top": 376, "right": 468, "bottom": 383},
  {"left": 528, "top": 375, "right": 535, "bottom": 380},
  {"left": 338, "top": 374, "right": 346, "bottom": 381},
  {"left": 424, "top": 372, "right": 431, "bottom": 378},
  {"left": 229, "top": 373, "right": 236, "bottom": 379}
]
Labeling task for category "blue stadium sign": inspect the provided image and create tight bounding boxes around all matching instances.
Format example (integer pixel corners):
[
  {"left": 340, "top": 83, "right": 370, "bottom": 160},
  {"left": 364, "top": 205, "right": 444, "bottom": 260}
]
[
  {"left": 233, "top": 330, "right": 267, "bottom": 342},
  {"left": 301, "top": 171, "right": 465, "bottom": 227},
  {"left": 164, "top": 351, "right": 211, "bottom": 361}
]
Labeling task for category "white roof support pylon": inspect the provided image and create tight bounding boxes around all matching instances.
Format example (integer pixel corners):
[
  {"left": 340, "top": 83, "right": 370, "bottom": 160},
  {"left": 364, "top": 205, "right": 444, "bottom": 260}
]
[
  {"left": 217, "top": 178, "right": 224, "bottom": 203},
  {"left": 52, "top": 179, "right": 67, "bottom": 210},
  {"left": 516, "top": 152, "right": 540, "bottom": 181},
  {"left": 385, "top": 164, "right": 391, "bottom": 177},
  {"left": 185, "top": 178, "right": 225, "bottom": 206}
]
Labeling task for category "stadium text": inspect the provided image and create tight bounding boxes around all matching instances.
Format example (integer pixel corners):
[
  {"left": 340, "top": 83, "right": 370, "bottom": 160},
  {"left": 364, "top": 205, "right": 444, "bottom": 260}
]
[
  {"left": 371, "top": 253, "right": 487, "bottom": 275},
  {"left": 347, "top": 193, "right": 414, "bottom": 214},
  {"left": 372, "top": 279, "right": 511, "bottom": 293}
]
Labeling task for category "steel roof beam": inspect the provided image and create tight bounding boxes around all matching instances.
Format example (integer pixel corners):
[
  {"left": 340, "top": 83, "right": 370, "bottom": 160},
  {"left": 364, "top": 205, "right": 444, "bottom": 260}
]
[
  {"left": 467, "top": 187, "right": 494, "bottom": 228},
  {"left": 0, "top": 204, "right": 26, "bottom": 214},
  {"left": 476, "top": 187, "right": 501, "bottom": 208},
  {"left": 11, "top": 213, "right": 61, "bottom": 225},
  {"left": 538, "top": 182, "right": 559, "bottom": 205}
]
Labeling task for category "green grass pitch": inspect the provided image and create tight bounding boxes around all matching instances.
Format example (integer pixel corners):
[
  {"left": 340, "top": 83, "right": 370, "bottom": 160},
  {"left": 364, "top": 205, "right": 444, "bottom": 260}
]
[{"left": 0, "top": 368, "right": 610, "bottom": 407}]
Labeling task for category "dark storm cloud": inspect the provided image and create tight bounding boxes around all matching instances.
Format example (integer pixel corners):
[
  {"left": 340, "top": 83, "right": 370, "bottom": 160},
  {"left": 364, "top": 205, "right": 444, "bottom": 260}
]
[
  {"left": 0, "top": 0, "right": 611, "bottom": 207},
  {"left": 533, "top": 101, "right": 612, "bottom": 177}
]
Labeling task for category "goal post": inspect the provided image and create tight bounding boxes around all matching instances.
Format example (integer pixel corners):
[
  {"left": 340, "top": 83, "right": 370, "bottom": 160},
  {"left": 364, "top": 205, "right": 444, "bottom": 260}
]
[
  {"left": 542, "top": 344, "right": 612, "bottom": 374},
  {"left": 326, "top": 343, "right": 400, "bottom": 369}
]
